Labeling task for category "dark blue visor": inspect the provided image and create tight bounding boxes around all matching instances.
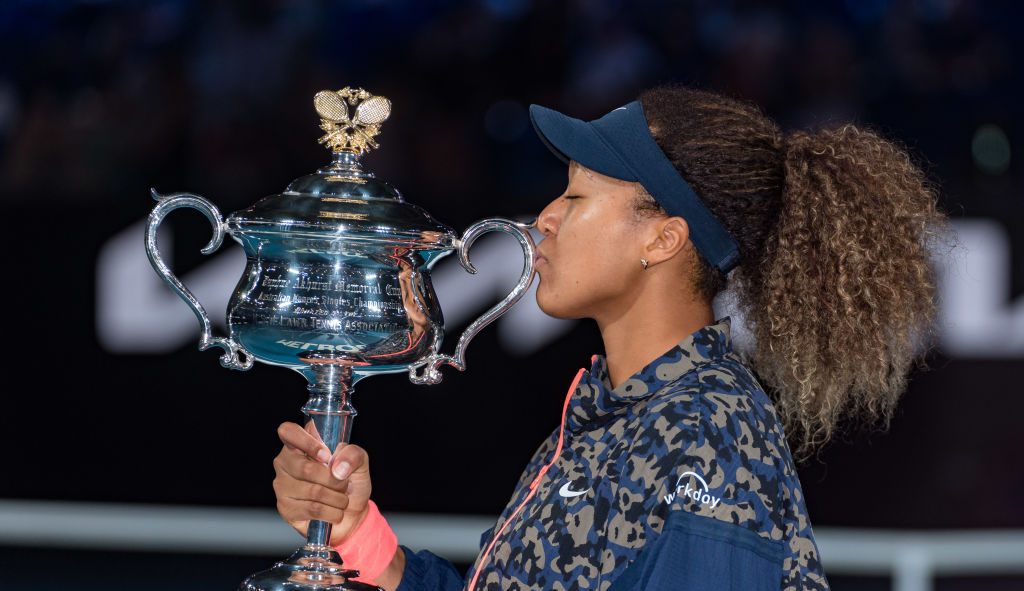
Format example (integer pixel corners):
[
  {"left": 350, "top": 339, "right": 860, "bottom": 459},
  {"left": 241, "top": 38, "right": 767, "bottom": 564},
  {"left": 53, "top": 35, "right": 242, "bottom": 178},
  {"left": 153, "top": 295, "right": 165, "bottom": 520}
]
[{"left": 529, "top": 100, "right": 740, "bottom": 275}]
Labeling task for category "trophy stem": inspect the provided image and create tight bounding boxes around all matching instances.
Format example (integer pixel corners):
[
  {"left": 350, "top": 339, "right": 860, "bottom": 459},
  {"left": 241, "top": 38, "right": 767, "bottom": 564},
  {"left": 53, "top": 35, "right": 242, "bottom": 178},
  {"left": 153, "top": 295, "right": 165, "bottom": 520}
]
[
  {"left": 303, "top": 363, "right": 356, "bottom": 548},
  {"left": 240, "top": 362, "right": 380, "bottom": 591}
]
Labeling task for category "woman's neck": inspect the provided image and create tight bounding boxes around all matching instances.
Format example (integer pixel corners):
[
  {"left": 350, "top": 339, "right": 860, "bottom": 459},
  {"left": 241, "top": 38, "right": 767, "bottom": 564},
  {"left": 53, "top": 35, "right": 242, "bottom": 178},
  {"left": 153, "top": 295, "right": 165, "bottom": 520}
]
[{"left": 596, "top": 278, "right": 713, "bottom": 390}]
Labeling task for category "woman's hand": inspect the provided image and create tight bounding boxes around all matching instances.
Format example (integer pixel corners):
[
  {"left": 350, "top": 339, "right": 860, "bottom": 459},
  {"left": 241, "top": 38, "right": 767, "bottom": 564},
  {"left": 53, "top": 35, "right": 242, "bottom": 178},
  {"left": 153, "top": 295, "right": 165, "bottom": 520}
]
[{"left": 272, "top": 421, "right": 373, "bottom": 547}]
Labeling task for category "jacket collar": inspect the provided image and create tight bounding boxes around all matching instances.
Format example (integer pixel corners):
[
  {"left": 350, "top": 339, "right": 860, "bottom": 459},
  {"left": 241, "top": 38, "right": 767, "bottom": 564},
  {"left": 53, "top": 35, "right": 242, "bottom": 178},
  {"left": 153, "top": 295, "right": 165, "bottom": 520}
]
[{"left": 566, "top": 316, "right": 735, "bottom": 433}]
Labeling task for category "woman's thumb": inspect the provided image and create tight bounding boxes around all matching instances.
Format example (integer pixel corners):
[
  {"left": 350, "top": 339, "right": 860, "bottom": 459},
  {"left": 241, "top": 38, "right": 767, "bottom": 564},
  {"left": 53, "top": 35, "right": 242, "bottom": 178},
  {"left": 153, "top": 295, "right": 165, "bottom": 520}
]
[{"left": 329, "top": 442, "right": 369, "bottom": 481}]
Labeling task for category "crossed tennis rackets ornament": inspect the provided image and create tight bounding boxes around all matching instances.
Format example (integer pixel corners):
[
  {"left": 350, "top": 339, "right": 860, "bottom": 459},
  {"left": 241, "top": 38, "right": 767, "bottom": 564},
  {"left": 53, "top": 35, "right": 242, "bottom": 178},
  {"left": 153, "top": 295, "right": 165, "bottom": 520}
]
[{"left": 315, "top": 87, "right": 392, "bottom": 154}]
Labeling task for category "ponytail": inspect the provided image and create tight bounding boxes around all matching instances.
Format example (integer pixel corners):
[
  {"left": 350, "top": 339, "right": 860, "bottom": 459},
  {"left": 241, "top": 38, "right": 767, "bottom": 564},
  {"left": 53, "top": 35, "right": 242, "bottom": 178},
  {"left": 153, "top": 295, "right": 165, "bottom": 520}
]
[
  {"left": 639, "top": 86, "right": 951, "bottom": 460},
  {"left": 755, "top": 125, "right": 947, "bottom": 458}
]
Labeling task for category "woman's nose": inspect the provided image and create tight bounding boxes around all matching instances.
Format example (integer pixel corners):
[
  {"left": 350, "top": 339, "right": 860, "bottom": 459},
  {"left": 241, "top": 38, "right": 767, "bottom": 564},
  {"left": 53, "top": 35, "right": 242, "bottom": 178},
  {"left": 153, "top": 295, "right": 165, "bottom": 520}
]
[{"left": 536, "top": 198, "right": 562, "bottom": 237}]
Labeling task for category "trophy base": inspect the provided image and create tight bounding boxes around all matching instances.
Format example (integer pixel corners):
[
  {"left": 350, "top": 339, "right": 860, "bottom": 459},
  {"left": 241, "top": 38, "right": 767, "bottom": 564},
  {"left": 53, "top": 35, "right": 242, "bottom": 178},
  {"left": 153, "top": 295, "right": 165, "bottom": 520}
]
[{"left": 240, "top": 544, "right": 382, "bottom": 591}]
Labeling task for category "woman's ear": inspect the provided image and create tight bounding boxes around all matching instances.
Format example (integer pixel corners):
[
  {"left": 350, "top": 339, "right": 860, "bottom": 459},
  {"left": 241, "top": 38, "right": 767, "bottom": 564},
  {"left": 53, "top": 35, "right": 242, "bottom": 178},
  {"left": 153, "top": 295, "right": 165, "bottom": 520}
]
[{"left": 643, "top": 216, "right": 691, "bottom": 266}]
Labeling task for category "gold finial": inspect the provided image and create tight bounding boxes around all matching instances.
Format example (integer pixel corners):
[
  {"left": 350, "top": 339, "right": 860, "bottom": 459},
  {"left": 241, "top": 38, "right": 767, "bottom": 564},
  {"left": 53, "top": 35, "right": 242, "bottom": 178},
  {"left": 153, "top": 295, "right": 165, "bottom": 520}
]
[{"left": 314, "top": 87, "right": 391, "bottom": 155}]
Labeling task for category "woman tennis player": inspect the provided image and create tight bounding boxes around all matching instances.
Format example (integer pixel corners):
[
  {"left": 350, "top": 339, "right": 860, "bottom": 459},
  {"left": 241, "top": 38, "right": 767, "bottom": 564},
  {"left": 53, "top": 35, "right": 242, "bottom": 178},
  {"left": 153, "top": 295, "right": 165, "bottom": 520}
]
[{"left": 271, "top": 85, "right": 947, "bottom": 590}]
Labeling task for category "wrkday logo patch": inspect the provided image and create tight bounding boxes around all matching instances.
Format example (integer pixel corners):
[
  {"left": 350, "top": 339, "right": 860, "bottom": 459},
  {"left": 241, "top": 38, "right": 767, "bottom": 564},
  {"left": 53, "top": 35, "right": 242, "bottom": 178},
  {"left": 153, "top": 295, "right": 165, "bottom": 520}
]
[{"left": 663, "top": 471, "right": 723, "bottom": 509}]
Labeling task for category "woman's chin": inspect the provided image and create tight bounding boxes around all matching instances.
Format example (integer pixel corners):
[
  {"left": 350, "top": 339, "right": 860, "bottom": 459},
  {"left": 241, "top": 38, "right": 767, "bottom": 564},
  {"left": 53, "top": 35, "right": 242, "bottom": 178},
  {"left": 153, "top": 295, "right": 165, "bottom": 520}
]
[{"left": 535, "top": 290, "right": 579, "bottom": 320}]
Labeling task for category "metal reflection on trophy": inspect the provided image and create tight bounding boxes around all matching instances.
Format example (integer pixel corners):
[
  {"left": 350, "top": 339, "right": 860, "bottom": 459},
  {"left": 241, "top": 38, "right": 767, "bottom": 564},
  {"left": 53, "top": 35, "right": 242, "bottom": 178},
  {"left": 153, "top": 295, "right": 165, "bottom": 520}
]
[{"left": 144, "top": 86, "right": 536, "bottom": 591}]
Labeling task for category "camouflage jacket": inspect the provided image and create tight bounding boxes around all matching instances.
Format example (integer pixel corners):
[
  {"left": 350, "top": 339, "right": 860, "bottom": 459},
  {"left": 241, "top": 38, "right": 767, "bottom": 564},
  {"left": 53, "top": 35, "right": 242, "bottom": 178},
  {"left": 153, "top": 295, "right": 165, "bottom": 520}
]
[{"left": 397, "top": 317, "right": 830, "bottom": 590}]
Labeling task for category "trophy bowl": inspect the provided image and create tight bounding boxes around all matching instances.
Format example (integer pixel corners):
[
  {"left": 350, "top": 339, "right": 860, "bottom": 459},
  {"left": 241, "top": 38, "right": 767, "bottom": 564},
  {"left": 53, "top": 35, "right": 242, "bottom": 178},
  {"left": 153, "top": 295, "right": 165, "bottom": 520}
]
[{"left": 145, "top": 87, "right": 536, "bottom": 590}]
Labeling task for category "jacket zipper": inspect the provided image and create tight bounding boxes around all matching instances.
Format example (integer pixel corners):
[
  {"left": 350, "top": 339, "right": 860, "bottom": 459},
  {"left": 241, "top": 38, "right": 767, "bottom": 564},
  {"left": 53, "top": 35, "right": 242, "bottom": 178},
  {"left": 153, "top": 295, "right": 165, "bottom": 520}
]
[{"left": 466, "top": 367, "right": 586, "bottom": 590}]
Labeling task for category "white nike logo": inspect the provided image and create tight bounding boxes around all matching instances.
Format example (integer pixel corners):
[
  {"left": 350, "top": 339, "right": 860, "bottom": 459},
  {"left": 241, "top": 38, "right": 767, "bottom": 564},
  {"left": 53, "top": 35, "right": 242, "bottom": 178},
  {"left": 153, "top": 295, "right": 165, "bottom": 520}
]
[
  {"left": 612, "top": 107, "right": 627, "bottom": 111},
  {"left": 558, "top": 481, "right": 590, "bottom": 498}
]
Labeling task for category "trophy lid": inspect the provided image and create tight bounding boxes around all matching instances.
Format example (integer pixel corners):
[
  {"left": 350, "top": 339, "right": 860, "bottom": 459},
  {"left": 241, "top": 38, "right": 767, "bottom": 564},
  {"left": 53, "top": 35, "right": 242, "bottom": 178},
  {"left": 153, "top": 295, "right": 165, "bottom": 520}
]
[{"left": 226, "top": 87, "right": 457, "bottom": 249}]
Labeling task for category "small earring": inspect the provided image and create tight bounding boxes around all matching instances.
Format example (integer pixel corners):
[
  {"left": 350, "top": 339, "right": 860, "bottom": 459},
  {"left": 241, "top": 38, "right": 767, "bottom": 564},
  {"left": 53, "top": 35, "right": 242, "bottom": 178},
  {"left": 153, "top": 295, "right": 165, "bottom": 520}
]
[{"left": 640, "top": 258, "right": 649, "bottom": 270}]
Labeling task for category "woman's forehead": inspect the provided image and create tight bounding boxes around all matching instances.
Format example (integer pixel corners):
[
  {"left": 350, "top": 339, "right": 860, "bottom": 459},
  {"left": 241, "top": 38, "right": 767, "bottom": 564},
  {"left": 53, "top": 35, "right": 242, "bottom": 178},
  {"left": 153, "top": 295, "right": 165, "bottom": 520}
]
[
  {"left": 569, "top": 160, "right": 635, "bottom": 191},
  {"left": 569, "top": 160, "right": 594, "bottom": 179}
]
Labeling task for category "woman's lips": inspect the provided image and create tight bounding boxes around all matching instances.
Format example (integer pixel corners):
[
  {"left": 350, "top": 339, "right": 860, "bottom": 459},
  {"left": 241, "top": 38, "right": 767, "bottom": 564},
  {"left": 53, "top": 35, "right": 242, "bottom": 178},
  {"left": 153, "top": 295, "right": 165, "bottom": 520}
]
[{"left": 534, "top": 253, "right": 548, "bottom": 267}]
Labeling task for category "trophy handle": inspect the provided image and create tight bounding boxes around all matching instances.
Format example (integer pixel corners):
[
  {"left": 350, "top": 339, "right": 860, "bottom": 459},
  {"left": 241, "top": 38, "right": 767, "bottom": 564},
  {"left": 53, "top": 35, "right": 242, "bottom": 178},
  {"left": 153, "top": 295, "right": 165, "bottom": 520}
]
[
  {"left": 409, "top": 218, "right": 536, "bottom": 385},
  {"left": 144, "top": 188, "right": 254, "bottom": 371}
]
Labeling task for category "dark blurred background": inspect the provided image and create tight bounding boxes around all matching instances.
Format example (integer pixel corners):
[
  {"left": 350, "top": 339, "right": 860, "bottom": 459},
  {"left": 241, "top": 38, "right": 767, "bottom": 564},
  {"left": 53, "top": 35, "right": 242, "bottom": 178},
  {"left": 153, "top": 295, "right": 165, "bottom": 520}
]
[{"left": 0, "top": 1, "right": 1021, "bottom": 590}]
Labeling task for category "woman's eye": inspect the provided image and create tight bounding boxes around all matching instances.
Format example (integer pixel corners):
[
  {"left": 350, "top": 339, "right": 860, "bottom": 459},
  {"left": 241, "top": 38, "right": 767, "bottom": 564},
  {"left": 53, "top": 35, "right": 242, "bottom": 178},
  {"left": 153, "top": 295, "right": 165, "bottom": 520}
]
[{"left": 564, "top": 195, "right": 581, "bottom": 200}]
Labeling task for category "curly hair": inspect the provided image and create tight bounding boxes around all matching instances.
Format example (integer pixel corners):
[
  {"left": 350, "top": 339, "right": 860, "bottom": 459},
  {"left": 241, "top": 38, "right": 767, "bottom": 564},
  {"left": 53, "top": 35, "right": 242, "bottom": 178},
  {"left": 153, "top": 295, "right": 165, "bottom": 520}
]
[{"left": 637, "top": 85, "right": 950, "bottom": 460}]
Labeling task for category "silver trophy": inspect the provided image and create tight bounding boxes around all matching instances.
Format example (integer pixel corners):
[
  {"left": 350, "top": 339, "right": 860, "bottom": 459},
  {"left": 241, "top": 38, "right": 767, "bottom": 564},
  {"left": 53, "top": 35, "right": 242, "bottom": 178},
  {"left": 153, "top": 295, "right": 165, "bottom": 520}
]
[{"left": 145, "top": 87, "right": 536, "bottom": 591}]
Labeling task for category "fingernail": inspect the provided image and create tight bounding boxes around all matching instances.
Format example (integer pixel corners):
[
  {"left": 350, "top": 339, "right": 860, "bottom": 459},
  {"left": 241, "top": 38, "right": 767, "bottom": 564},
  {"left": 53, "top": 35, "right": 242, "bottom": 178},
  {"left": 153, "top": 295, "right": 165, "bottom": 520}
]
[
  {"left": 333, "top": 461, "right": 352, "bottom": 480},
  {"left": 316, "top": 449, "right": 331, "bottom": 464}
]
